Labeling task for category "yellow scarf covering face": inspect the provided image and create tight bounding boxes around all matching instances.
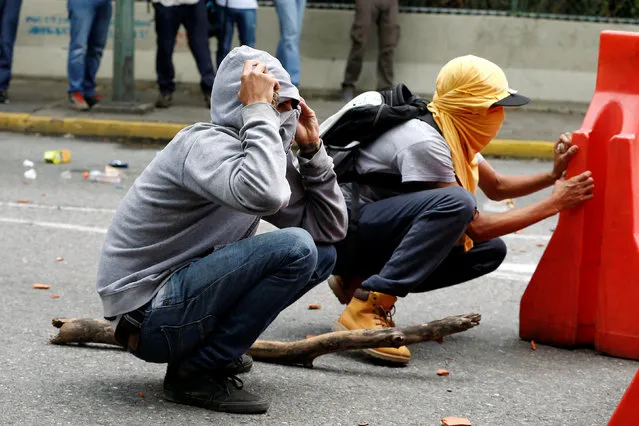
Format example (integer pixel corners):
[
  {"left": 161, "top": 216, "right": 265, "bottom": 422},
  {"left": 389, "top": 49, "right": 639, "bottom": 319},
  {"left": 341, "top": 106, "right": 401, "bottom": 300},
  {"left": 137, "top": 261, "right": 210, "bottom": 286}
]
[{"left": 427, "top": 55, "right": 511, "bottom": 250}]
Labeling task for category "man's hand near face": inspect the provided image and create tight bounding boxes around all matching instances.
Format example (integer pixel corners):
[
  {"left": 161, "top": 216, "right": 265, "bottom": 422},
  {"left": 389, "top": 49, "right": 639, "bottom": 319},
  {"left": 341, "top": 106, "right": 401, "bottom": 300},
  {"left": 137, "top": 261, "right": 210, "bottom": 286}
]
[
  {"left": 237, "top": 60, "right": 280, "bottom": 106},
  {"left": 295, "top": 98, "right": 321, "bottom": 157}
]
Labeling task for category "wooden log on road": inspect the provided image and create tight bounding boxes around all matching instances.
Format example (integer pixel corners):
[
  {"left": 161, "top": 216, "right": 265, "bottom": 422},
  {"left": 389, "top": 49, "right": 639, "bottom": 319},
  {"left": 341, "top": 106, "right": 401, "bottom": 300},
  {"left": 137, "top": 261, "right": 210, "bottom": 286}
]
[{"left": 50, "top": 313, "right": 481, "bottom": 367}]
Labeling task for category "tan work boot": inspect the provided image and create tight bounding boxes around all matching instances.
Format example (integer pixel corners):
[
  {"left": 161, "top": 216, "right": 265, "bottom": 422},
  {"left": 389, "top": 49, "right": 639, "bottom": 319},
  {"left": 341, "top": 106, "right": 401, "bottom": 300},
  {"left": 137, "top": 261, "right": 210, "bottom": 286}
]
[
  {"left": 328, "top": 275, "right": 364, "bottom": 305},
  {"left": 333, "top": 291, "right": 411, "bottom": 364}
]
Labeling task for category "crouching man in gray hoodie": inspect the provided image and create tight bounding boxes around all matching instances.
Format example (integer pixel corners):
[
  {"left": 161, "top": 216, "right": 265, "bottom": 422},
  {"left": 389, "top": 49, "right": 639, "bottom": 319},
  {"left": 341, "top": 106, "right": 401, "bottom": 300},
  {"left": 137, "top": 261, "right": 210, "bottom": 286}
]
[{"left": 95, "top": 46, "right": 348, "bottom": 414}]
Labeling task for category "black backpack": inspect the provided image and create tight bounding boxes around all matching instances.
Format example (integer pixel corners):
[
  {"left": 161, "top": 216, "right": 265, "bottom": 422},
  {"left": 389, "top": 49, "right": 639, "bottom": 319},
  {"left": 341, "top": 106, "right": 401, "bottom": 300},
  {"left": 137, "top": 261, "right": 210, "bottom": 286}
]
[{"left": 320, "top": 83, "right": 442, "bottom": 192}]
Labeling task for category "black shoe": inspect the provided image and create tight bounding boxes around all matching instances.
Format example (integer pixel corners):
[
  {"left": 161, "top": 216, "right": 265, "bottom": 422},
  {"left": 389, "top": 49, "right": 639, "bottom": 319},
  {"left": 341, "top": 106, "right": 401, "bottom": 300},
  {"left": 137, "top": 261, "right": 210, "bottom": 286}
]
[
  {"left": 0, "top": 90, "right": 9, "bottom": 104},
  {"left": 155, "top": 92, "right": 172, "bottom": 108},
  {"left": 163, "top": 366, "right": 269, "bottom": 414},
  {"left": 204, "top": 92, "right": 211, "bottom": 108},
  {"left": 85, "top": 94, "right": 103, "bottom": 108},
  {"left": 222, "top": 354, "right": 253, "bottom": 375}
]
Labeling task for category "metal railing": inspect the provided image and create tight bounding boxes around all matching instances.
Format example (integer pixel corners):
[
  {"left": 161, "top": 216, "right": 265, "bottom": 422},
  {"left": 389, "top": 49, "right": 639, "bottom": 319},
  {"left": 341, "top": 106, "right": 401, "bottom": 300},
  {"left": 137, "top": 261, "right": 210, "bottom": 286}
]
[{"left": 294, "top": 0, "right": 639, "bottom": 23}]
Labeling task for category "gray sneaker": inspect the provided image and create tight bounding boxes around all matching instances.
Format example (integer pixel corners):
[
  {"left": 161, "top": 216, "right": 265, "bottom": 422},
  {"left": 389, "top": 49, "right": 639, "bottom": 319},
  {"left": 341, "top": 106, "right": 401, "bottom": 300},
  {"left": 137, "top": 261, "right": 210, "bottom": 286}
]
[{"left": 155, "top": 92, "right": 173, "bottom": 108}]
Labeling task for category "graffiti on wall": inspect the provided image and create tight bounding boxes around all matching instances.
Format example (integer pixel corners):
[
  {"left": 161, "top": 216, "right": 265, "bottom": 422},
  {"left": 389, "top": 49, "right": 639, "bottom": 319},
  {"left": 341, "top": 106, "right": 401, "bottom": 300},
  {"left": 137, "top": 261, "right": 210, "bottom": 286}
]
[{"left": 25, "top": 16, "right": 153, "bottom": 40}]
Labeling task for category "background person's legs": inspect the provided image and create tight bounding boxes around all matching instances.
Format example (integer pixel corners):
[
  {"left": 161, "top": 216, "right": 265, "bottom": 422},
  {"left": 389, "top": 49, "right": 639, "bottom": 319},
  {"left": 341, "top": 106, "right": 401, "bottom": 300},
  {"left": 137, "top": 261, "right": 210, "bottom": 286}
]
[
  {"left": 235, "top": 8, "right": 257, "bottom": 48},
  {"left": 275, "top": 0, "right": 306, "bottom": 86},
  {"left": 67, "top": 0, "right": 97, "bottom": 100},
  {"left": 153, "top": 2, "right": 181, "bottom": 101},
  {"left": 82, "top": 0, "right": 111, "bottom": 100},
  {"left": 376, "top": 0, "right": 399, "bottom": 90},
  {"left": 0, "top": 0, "right": 22, "bottom": 99},
  {"left": 216, "top": 6, "right": 236, "bottom": 68},
  {"left": 341, "top": 0, "right": 375, "bottom": 97},
  {"left": 182, "top": 0, "right": 215, "bottom": 102}
]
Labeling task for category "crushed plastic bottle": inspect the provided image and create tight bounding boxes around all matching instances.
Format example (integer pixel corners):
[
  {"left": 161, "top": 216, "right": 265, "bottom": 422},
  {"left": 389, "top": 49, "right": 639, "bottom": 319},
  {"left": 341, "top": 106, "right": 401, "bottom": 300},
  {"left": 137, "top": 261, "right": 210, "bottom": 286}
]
[
  {"left": 23, "top": 159, "right": 34, "bottom": 168},
  {"left": 24, "top": 168, "right": 37, "bottom": 180},
  {"left": 86, "top": 170, "right": 121, "bottom": 184}
]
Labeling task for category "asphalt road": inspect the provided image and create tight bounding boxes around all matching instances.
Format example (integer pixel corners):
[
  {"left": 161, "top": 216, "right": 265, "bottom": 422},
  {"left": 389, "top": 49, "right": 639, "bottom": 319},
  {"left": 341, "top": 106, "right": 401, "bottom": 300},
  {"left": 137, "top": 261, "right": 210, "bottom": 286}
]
[{"left": 0, "top": 132, "right": 636, "bottom": 426}]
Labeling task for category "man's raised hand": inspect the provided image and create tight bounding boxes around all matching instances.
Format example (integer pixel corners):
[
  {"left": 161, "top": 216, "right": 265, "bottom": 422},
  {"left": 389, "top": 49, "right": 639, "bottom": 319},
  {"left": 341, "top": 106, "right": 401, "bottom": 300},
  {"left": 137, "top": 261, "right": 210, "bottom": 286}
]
[{"left": 237, "top": 60, "right": 280, "bottom": 106}]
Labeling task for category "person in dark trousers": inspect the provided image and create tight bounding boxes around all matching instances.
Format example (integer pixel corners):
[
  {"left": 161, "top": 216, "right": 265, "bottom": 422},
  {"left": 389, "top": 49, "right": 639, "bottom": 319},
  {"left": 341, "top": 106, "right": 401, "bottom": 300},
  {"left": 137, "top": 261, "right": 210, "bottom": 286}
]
[
  {"left": 0, "top": 0, "right": 22, "bottom": 104},
  {"left": 96, "top": 46, "right": 347, "bottom": 414},
  {"left": 328, "top": 55, "right": 594, "bottom": 365},
  {"left": 67, "top": 0, "right": 112, "bottom": 111},
  {"left": 152, "top": 0, "right": 216, "bottom": 108},
  {"left": 341, "top": 0, "right": 399, "bottom": 101},
  {"left": 214, "top": 0, "right": 257, "bottom": 67}
]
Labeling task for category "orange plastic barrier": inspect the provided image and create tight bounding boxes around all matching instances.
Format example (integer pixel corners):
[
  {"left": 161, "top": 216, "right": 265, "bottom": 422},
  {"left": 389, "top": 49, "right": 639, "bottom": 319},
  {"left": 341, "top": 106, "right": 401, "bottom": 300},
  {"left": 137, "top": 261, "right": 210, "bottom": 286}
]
[
  {"left": 519, "top": 30, "right": 639, "bottom": 359},
  {"left": 609, "top": 370, "right": 639, "bottom": 425}
]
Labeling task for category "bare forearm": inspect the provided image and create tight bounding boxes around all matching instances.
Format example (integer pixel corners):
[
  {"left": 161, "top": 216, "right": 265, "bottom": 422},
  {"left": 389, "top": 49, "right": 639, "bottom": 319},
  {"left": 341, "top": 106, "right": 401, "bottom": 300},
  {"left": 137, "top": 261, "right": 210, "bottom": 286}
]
[
  {"left": 467, "top": 196, "right": 558, "bottom": 241},
  {"left": 491, "top": 172, "right": 556, "bottom": 200}
]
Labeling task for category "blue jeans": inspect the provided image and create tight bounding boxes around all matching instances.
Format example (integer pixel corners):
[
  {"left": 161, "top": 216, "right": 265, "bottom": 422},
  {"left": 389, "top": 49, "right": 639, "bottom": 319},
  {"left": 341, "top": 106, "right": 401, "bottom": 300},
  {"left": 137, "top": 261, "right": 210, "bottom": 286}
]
[
  {"left": 128, "top": 228, "right": 336, "bottom": 372},
  {"left": 153, "top": 0, "right": 215, "bottom": 95},
  {"left": 275, "top": 0, "right": 306, "bottom": 87},
  {"left": 67, "top": 0, "right": 112, "bottom": 96},
  {"left": 0, "top": 0, "right": 22, "bottom": 91},
  {"left": 215, "top": 7, "right": 256, "bottom": 68},
  {"left": 334, "top": 187, "right": 507, "bottom": 296}
]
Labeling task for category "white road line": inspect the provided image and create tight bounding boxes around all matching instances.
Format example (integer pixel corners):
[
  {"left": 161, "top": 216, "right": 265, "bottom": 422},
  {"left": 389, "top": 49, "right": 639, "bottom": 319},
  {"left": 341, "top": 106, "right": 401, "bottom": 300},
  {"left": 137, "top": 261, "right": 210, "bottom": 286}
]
[
  {"left": 0, "top": 217, "right": 108, "bottom": 234},
  {"left": 502, "top": 233, "right": 551, "bottom": 242},
  {"left": 498, "top": 263, "right": 537, "bottom": 274},
  {"left": 0, "top": 201, "right": 117, "bottom": 214},
  {"left": 490, "top": 272, "right": 531, "bottom": 282}
]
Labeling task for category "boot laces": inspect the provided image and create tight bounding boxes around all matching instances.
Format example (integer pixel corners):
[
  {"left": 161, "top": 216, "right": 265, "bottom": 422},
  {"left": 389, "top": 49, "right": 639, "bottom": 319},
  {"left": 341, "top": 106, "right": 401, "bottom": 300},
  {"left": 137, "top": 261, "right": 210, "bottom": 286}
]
[
  {"left": 206, "top": 374, "right": 244, "bottom": 398},
  {"left": 373, "top": 304, "right": 396, "bottom": 328}
]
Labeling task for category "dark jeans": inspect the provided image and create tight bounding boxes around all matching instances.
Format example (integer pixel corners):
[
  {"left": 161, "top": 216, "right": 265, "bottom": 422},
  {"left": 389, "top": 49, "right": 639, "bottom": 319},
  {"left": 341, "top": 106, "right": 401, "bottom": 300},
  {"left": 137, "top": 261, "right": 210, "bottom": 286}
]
[
  {"left": 153, "top": 0, "right": 215, "bottom": 95},
  {"left": 127, "top": 228, "right": 336, "bottom": 372},
  {"left": 342, "top": 0, "right": 399, "bottom": 90},
  {"left": 0, "top": 0, "right": 22, "bottom": 91},
  {"left": 67, "top": 0, "right": 111, "bottom": 96},
  {"left": 215, "top": 6, "right": 256, "bottom": 68},
  {"left": 335, "top": 187, "right": 507, "bottom": 297}
]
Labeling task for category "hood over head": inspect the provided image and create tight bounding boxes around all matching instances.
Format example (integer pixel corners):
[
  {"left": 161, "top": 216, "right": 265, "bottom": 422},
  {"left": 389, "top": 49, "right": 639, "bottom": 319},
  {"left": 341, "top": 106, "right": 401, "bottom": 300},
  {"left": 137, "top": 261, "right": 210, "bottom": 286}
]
[{"left": 210, "top": 46, "right": 300, "bottom": 130}]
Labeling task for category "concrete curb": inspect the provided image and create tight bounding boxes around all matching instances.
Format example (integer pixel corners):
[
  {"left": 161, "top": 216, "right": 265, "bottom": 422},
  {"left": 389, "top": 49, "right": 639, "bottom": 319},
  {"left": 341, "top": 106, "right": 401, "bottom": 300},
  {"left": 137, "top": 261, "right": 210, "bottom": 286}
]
[{"left": 0, "top": 112, "right": 555, "bottom": 159}]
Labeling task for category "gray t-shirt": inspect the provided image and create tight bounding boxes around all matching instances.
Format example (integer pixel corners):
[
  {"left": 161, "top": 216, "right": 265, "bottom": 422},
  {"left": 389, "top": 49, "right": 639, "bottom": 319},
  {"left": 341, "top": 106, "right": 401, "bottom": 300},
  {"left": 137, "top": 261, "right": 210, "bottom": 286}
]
[{"left": 341, "top": 118, "right": 482, "bottom": 204}]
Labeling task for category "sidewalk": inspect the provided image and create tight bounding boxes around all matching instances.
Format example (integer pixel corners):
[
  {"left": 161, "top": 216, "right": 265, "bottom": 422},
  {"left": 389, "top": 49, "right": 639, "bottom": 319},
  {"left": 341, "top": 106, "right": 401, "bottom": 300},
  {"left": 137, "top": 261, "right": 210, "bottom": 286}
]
[{"left": 0, "top": 77, "right": 587, "bottom": 158}]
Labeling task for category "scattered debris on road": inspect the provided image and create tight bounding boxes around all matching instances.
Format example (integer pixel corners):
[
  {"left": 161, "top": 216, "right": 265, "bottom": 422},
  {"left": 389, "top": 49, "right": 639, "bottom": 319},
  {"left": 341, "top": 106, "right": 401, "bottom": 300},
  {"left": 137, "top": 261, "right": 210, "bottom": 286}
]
[
  {"left": 17, "top": 199, "right": 30, "bottom": 204},
  {"left": 531, "top": 340, "right": 537, "bottom": 351},
  {"left": 44, "top": 149, "right": 71, "bottom": 164},
  {"left": 33, "top": 284, "right": 51, "bottom": 290},
  {"left": 56, "top": 257, "right": 64, "bottom": 262},
  {"left": 137, "top": 392, "right": 145, "bottom": 398},
  {"left": 308, "top": 304, "right": 321, "bottom": 310},
  {"left": 50, "top": 295, "right": 60, "bottom": 299},
  {"left": 442, "top": 416, "right": 472, "bottom": 426},
  {"left": 437, "top": 369, "right": 450, "bottom": 376}
]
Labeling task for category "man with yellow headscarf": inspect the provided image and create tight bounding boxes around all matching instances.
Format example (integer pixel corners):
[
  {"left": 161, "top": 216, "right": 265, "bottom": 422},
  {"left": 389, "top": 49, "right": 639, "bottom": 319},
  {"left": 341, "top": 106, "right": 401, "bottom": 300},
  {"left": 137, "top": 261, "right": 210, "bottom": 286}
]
[{"left": 328, "top": 55, "right": 595, "bottom": 365}]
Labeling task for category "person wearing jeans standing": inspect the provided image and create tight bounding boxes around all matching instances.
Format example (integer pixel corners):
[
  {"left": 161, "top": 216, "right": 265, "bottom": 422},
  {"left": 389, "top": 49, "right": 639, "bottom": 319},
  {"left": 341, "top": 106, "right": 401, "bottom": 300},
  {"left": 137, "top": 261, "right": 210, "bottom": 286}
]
[
  {"left": 215, "top": 0, "right": 257, "bottom": 67},
  {"left": 0, "top": 0, "right": 23, "bottom": 104},
  {"left": 341, "top": 0, "right": 399, "bottom": 101},
  {"left": 152, "top": 0, "right": 216, "bottom": 108},
  {"left": 96, "top": 46, "right": 347, "bottom": 414},
  {"left": 274, "top": 0, "right": 305, "bottom": 87},
  {"left": 67, "top": 0, "right": 112, "bottom": 111}
]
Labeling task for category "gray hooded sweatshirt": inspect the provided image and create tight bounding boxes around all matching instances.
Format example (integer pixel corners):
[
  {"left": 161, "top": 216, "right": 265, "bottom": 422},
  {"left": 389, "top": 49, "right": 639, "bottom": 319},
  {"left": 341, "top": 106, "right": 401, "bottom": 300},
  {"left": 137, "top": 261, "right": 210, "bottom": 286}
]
[{"left": 96, "top": 46, "right": 348, "bottom": 318}]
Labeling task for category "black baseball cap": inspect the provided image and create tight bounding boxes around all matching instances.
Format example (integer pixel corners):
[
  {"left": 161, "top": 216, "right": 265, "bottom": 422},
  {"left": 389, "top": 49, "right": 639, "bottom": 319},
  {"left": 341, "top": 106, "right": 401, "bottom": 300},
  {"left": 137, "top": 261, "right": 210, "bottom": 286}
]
[{"left": 493, "top": 88, "right": 531, "bottom": 107}]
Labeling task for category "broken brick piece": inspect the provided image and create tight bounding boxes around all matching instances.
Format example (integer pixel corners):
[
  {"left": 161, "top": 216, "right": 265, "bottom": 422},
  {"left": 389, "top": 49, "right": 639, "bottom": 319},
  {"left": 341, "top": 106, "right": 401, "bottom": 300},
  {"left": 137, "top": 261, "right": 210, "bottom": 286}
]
[
  {"left": 50, "top": 295, "right": 61, "bottom": 299},
  {"left": 308, "top": 304, "right": 321, "bottom": 310},
  {"left": 437, "top": 369, "right": 450, "bottom": 376},
  {"left": 531, "top": 340, "right": 537, "bottom": 351},
  {"left": 33, "top": 284, "right": 51, "bottom": 290},
  {"left": 56, "top": 257, "right": 64, "bottom": 262},
  {"left": 137, "top": 392, "right": 144, "bottom": 398},
  {"left": 305, "top": 334, "right": 315, "bottom": 339},
  {"left": 442, "top": 417, "right": 472, "bottom": 426},
  {"left": 17, "top": 199, "right": 31, "bottom": 204}
]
